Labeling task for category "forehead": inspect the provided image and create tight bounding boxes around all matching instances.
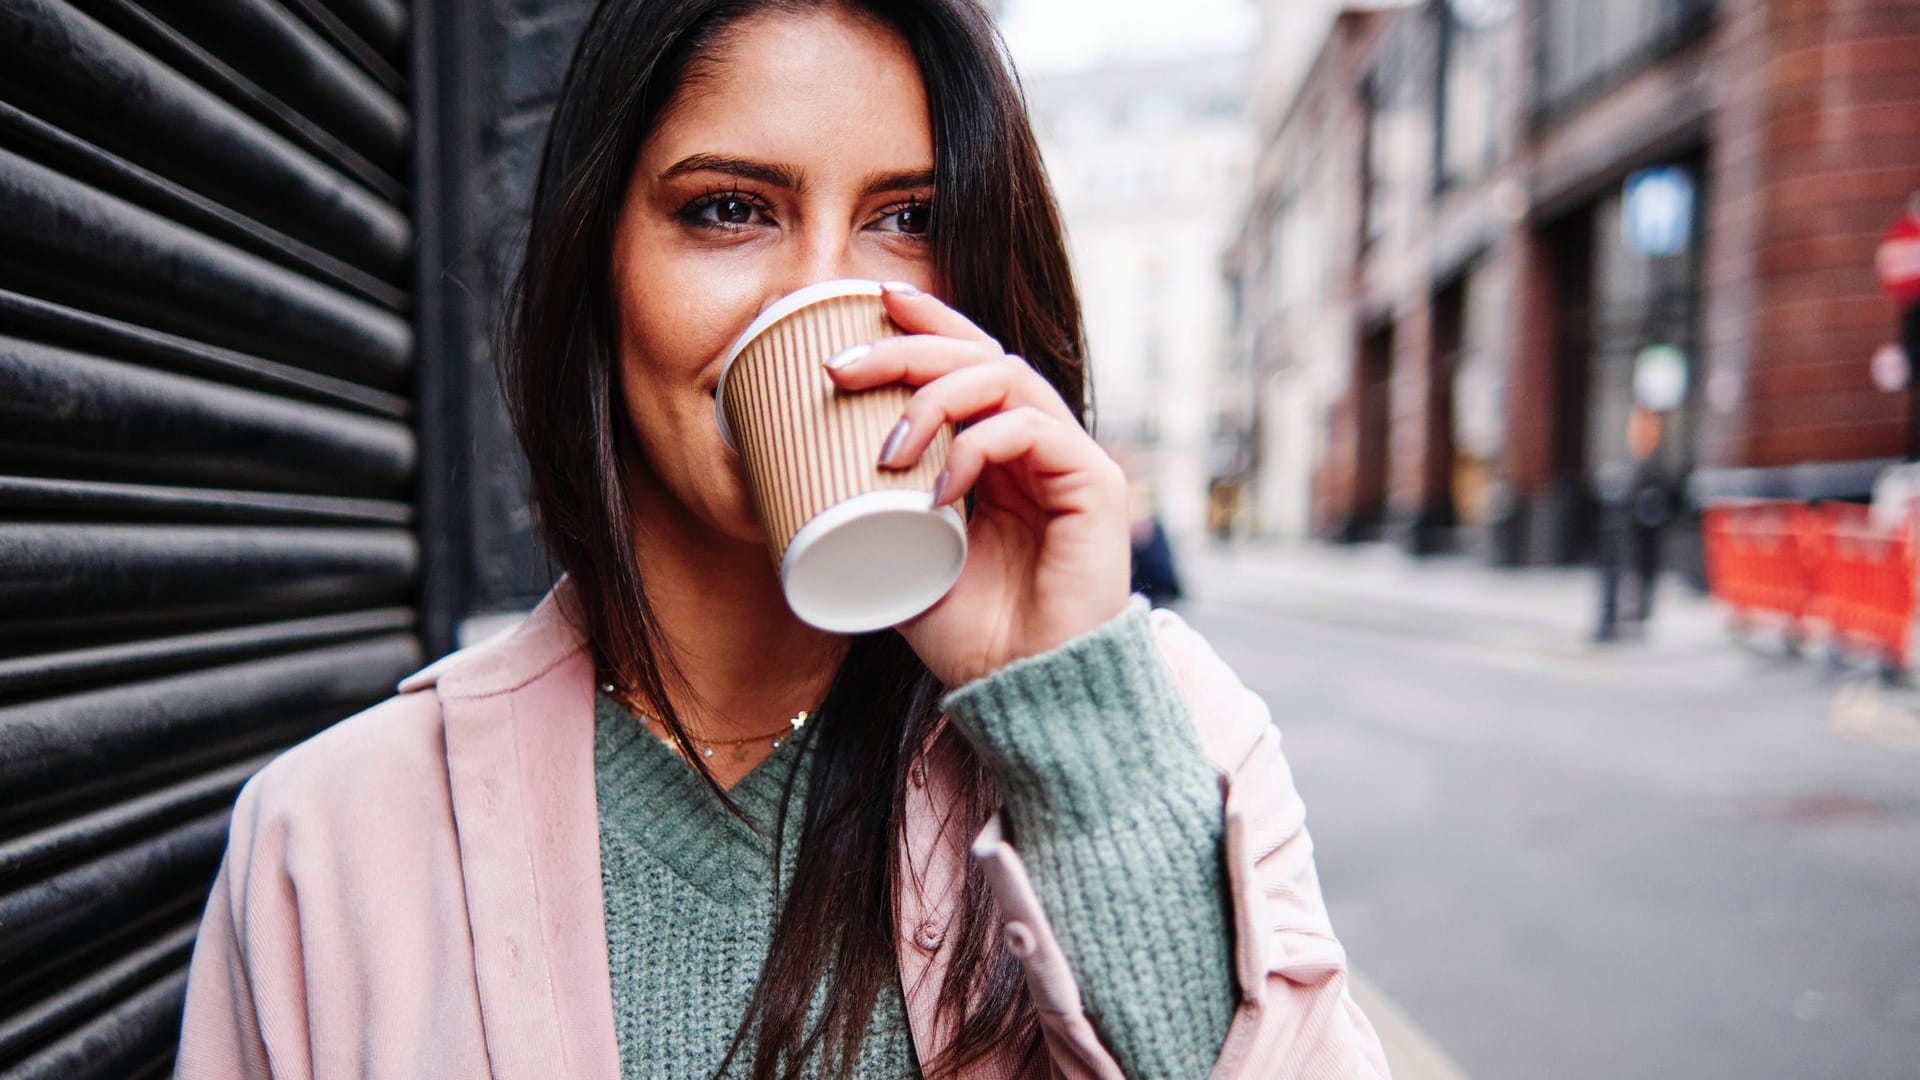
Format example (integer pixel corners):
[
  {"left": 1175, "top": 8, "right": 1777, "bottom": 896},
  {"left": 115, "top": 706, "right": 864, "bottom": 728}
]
[{"left": 643, "top": 8, "right": 933, "bottom": 173}]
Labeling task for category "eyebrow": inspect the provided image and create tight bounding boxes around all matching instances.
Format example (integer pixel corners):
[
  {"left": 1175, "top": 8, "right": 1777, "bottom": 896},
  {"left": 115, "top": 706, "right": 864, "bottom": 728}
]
[
  {"left": 860, "top": 168, "right": 936, "bottom": 197},
  {"left": 660, "top": 153, "right": 800, "bottom": 190},
  {"left": 659, "top": 154, "right": 935, "bottom": 198}
]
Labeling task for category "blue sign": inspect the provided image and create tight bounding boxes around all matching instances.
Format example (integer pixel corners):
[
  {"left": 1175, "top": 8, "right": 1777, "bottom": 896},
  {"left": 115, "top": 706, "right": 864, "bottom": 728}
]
[{"left": 1622, "top": 167, "right": 1694, "bottom": 258}]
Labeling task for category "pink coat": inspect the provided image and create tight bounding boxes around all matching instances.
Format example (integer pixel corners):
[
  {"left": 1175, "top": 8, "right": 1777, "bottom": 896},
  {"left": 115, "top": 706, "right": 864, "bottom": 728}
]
[{"left": 176, "top": 580, "right": 1389, "bottom": 1078}]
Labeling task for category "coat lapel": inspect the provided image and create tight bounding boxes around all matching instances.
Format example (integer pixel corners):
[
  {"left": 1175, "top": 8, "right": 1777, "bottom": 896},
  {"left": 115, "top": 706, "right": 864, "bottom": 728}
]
[{"left": 436, "top": 581, "right": 620, "bottom": 1079}]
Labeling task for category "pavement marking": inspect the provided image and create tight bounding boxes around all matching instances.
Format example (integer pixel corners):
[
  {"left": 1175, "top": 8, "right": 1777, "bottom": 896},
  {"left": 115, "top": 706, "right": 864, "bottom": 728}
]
[{"left": 1349, "top": 968, "right": 1473, "bottom": 1080}]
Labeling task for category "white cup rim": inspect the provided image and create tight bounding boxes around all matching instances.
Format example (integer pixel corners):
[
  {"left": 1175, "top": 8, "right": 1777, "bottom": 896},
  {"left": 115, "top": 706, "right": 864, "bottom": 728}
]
[{"left": 713, "top": 278, "right": 887, "bottom": 451}]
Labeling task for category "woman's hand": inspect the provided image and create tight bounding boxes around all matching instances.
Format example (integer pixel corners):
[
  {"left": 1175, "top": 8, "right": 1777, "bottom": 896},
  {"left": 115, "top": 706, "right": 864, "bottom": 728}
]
[{"left": 823, "top": 282, "right": 1131, "bottom": 688}]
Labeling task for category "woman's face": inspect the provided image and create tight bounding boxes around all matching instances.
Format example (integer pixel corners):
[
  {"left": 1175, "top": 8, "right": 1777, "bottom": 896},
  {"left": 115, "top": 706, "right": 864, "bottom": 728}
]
[{"left": 608, "top": 8, "right": 938, "bottom": 546}]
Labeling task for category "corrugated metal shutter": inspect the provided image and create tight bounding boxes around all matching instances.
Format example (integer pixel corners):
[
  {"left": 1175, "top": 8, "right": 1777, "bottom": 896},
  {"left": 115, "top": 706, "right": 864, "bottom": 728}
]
[{"left": 0, "top": 1, "right": 423, "bottom": 1075}]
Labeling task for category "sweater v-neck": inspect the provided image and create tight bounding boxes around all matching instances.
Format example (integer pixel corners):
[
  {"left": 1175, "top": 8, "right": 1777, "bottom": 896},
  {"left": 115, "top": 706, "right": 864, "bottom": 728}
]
[{"left": 591, "top": 690, "right": 810, "bottom": 905}]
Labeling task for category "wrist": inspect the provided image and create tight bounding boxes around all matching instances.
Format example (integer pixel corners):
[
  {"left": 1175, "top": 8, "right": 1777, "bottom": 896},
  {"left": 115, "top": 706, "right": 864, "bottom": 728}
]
[{"left": 940, "top": 599, "right": 1215, "bottom": 831}]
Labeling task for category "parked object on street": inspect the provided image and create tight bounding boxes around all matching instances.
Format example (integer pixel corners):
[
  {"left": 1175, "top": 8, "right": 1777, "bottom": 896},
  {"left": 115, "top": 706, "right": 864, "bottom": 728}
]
[{"left": 1701, "top": 500, "right": 1917, "bottom": 677}]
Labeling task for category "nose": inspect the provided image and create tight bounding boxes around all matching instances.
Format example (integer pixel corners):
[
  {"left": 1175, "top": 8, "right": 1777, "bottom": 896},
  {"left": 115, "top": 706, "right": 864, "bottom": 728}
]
[
  {"left": 804, "top": 232, "right": 865, "bottom": 286},
  {"left": 762, "top": 221, "right": 882, "bottom": 305}
]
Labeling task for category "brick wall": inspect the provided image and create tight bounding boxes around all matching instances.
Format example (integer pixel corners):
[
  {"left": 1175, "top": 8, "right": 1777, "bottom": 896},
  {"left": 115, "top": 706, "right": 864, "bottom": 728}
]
[
  {"left": 1741, "top": 0, "right": 1920, "bottom": 466},
  {"left": 1698, "top": 0, "right": 1771, "bottom": 471}
]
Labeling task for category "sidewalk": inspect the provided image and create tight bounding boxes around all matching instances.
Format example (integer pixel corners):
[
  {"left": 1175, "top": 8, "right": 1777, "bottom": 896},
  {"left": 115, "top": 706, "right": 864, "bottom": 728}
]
[
  {"left": 1180, "top": 539, "right": 1728, "bottom": 661},
  {"left": 1182, "top": 539, "right": 1920, "bottom": 749}
]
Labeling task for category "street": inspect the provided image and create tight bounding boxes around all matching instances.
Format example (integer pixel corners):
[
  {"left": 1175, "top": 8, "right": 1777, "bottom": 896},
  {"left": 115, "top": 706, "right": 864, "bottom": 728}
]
[{"left": 1183, "top": 578, "right": 1920, "bottom": 1080}]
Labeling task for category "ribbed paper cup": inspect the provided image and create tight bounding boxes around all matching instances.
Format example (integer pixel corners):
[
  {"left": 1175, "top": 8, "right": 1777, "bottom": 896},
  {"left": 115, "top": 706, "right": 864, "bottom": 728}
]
[{"left": 716, "top": 279, "right": 966, "bottom": 633}]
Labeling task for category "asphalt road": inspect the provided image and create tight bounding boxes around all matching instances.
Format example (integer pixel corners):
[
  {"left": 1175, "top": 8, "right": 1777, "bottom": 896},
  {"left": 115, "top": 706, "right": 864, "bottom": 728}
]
[{"left": 1182, "top": 598, "right": 1920, "bottom": 1080}]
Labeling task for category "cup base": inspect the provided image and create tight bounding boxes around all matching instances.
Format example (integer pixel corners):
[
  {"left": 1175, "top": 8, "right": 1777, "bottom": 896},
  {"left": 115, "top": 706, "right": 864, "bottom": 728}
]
[{"left": 780, "top": 489, "right": 967, "bottom": 634}]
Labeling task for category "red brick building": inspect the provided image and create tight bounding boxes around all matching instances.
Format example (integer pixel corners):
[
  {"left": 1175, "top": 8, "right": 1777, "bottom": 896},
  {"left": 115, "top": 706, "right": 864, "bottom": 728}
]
[{"left": 1232, "top": 0, "right": 1920, "bottom": 564}]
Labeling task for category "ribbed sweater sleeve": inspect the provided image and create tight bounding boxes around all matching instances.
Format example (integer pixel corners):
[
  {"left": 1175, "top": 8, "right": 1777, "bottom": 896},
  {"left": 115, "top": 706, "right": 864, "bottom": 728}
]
[{"left": 940, "top": 599, "right": 1235, "bottom": 1079}]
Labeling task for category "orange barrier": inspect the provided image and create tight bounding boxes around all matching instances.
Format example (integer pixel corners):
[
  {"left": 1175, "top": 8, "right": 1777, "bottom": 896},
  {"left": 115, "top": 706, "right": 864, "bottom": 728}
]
[
  {"left": 1703, "top": 500, "right": 1918, "bottom": 671},
  {"left": 1701, "top": 501, "right": 1817, "bottom": 632},
  {"left": 1805, "top": 503, "right": 1918, "bottom": 670}
]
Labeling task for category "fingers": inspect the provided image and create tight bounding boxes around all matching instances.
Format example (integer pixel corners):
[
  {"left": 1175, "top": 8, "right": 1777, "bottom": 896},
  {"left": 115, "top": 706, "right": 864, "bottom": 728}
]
[
  {"left": 824, "top": 334, "right": 1006, "bottom": 391},
  {"left": 877, "top": 360, "right": 1077, "bottom": 470},
  {"left": 824, "top": 284, "right": 1085, "bottom": 475},
  {"left": 878, "top": 281, "right": 997, "bottom": 344},
  {"left": 929, "top": 406, "right": 1121, "bottom": 512}
]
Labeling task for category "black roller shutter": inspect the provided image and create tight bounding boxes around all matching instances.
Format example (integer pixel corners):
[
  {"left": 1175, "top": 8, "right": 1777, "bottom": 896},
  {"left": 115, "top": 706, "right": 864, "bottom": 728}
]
[{"left": 0, "top": 1, "right": 424, "bottom": 1075}]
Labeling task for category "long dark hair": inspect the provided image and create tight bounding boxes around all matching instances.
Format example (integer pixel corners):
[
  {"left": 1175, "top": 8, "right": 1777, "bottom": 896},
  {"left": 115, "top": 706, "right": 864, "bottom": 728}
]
[{"left": 503, "top": 1, "right": 1085, "bottom": 1075}]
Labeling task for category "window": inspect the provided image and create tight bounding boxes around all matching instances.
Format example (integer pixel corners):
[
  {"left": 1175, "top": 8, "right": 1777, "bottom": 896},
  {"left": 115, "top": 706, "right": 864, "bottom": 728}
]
[
  {"left": 1268, "top": 191, "right": 1324, "bottom": 317},
  {"left": 1363, "top": 76, "right": 1394, "bottom": 247},
  {"left": 1362, "top": 15, "right": 1429, "bottom": 248},
  {"left": 1537, "top": 0, "right": 1714, "bottom": 117},
  {"left": 1436, "top": 0, "right": 1510, "bottom": 190}
]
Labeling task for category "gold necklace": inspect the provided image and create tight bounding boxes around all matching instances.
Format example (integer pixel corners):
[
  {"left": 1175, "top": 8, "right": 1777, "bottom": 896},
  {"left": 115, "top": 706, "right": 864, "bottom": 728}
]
[{"left": 599, "top": 681, "right": 809, "bottom": 764}]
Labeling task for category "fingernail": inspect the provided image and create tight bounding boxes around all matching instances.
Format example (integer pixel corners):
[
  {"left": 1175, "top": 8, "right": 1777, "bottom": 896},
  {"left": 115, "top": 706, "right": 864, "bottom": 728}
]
[
  {"left": 879, "top": 417, "right": 911, "bottom": 466},
  {"left": 882, "top": 280, "right": 924, "bottom": 298},
  {"left": 930, "top": 468, "right": 951, "bottom": 505},
  {"left": 824, "top": 344, "right": 871, "bottom": 370}
]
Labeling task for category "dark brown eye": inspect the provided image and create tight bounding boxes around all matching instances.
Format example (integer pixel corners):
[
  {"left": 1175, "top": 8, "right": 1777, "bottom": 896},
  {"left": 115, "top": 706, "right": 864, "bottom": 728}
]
[
  {"left": 890, "top": 200, "right": 931, "bottom": 235},
  {"left": 680, "top": 192, "right": 767, "bottom": 229}
]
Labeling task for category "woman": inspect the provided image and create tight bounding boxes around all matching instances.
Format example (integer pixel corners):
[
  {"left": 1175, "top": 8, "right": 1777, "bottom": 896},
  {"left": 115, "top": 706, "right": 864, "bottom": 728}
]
[{"left": 175, "top": 1, "right": 1387, "bottom": 1077}]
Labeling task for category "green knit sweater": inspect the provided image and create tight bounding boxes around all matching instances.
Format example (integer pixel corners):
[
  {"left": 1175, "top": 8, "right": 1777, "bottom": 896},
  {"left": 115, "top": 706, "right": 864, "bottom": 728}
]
[{"left": 594, "top": 602, "right": 1235, "bottom": 1078}]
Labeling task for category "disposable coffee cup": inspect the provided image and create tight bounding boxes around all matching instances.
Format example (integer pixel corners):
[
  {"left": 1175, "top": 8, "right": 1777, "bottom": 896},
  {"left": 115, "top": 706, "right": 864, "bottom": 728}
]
[{"left": 716, "top": 279, "right": 967, "bottom": 633}]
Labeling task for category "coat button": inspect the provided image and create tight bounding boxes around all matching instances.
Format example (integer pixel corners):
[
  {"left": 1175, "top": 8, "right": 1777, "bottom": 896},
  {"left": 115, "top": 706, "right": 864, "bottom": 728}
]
[
  {"left": 914, "top": 918, "right": 946, "bottom": 952},
  {"left": 1002, "top": 921, "right": 1036, "bottom": 958}
]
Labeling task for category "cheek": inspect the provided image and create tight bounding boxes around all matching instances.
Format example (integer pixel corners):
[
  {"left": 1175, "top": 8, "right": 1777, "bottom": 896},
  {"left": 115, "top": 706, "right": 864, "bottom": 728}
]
[
  {"left": 615, "top": 318, "right": 721, "bottom": 474},
  {"left": 614, "top": 253, "right": 759, "bottom": 389},
  {"left": 610, "top": 269, "right": 767, "bottom": 539}
]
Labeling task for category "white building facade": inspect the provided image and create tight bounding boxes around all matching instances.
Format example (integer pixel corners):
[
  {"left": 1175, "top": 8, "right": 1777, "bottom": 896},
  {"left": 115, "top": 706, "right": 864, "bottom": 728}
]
[{"left": 1022, "top": 52, "right": 1255, "bottom": 541}]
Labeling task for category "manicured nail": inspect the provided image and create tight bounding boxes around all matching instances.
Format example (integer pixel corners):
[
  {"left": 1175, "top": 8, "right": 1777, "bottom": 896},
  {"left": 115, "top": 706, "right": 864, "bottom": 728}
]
[
  {"left": 882, "top": 280, "right": 924, "bottom": 298},
  {"left": 824, "top": 344, "right": 871, "bottom": 370},
  {"left": 879, "top": 417, "right": 911, "bottom": 466},
  {"left": 930, "top": 468, "right": 951, "bottom": 505}
]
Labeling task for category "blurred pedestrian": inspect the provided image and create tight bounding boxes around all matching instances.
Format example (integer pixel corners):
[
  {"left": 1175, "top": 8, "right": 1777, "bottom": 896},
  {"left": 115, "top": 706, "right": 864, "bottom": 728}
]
[
  {"left": 1598, "top": 405, "right": 1671, "bottom": 641},
  {"left": 174, "top": 3, "right": 1386, "bottom": 1078},
  {"left": 1128, "top": 479, "right": 1185, "bottom": 607}
]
